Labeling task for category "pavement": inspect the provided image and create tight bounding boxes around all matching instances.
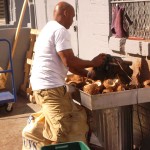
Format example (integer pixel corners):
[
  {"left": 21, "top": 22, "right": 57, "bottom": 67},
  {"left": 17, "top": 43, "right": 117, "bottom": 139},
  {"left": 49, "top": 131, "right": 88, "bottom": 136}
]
[
  {"left": 0, "top": 95, "right": 40, "bottom": 150},
  {"left": 0, "top": 95, "right": 103, "bottom": 150}
]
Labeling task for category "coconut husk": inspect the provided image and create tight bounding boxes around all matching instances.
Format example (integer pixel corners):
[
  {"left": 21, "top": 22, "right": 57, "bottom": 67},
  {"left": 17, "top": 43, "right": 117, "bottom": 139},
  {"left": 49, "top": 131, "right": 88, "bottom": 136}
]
[
  {"left": 143, "top": 80, "right": 150, "bottom": 88},
  {"left": 0, "top": 67, "right": 6, "bottom": 90},
  {"left": 116, "top": 84, "right": 126, "bottom": 91},
  {"left": 66, "top": 74, "right": 85, "bottom": 83},
  {"left": 83, "top": 83, "right": 100, "bottom": 95},
  {"left": 66, "top": 75, "right": 86, "bottom": 89},
  {"left": 103, "top": 79, "right": 116, "bottom": 89},
  {"left": 102, "top": 88, "right": 113, "bottom": 94}
]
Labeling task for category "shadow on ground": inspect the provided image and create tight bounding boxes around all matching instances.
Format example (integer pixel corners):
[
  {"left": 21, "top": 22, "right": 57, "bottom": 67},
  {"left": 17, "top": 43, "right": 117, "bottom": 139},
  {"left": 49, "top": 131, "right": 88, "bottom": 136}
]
[{"left": 0, "top": 95, "right": 40, "bottom": 118}]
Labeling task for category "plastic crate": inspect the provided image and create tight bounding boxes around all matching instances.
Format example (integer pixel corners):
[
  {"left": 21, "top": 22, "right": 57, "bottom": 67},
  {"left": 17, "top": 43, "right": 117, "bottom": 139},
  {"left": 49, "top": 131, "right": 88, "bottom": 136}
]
[{"left": 41, "top": 141, "right": 90, "bottom": 150}]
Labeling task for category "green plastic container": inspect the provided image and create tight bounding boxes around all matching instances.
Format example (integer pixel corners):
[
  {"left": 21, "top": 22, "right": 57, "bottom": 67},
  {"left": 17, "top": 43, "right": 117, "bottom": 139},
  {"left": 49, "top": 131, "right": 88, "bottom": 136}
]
[{"left": 41, "top": 141, "right": 90, "bottom": 150}]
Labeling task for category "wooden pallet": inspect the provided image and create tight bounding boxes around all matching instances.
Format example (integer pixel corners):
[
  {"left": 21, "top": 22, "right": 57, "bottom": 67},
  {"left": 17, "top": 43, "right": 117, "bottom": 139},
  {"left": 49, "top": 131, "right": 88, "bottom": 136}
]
[{"left": 19, "top": 29, "right": 39, "bottom": 100}]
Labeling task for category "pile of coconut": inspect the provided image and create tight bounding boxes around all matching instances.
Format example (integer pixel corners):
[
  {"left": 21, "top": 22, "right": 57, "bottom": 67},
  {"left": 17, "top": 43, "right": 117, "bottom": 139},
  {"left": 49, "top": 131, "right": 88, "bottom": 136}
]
[{"left": 66, "top": 74, "right": 150, "bottom": 95}]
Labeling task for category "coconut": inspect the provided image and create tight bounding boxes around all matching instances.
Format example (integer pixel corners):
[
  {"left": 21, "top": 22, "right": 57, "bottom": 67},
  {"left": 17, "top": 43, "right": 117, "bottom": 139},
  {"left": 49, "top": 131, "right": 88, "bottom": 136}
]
[
  {"left": 102, "top": 88, "right": 113, "bottom": 94},
  {"left": 83, "top": 83, "right": 100, "bottom": 95},
  {"left": 143, "top": 80, "right": 150, "bottom": 88},
  {"left": 116, "top": 84, "right": 126, "bottom": 91},
  {"left": 103, "top": 79, "right": 116, "bottom": 89}
]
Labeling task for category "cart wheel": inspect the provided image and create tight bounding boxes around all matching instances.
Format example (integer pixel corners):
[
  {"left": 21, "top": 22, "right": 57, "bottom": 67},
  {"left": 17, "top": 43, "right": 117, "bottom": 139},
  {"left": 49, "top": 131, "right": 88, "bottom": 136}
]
[{"left": 5, "top": 103, "right": 13, "bottom": 112}]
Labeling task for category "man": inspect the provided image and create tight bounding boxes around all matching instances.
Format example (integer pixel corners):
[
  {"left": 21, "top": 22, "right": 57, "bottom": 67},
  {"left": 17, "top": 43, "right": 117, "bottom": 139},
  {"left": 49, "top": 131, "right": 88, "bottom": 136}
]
[{"left": 30, "top": 1, "right": 106, "bottom": 146}]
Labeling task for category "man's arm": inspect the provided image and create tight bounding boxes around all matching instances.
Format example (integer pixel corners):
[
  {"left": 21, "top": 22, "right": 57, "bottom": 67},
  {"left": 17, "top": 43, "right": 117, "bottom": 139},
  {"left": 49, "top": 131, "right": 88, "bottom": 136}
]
[
  {"left": 58, "top": 49, "right": 106, "bottom": 77},
  {"left": 68, "top": 67, "right": 88, "bottom": 77},
  {"left": 58, "top": 49, "right": 94, "bottom": 69}
]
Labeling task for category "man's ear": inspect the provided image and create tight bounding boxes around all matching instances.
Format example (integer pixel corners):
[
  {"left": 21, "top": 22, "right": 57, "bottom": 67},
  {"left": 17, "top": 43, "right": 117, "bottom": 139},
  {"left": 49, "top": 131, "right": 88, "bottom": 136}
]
[{"left": 64, "top": 10, "right": 67, "bottom": 16}]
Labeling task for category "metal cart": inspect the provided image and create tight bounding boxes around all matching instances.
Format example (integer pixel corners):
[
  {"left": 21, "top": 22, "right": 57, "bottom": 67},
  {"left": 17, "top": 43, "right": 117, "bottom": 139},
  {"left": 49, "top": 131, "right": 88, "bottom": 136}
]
[{"left": 0, "top": 39, "right": 16, "bottom": 112}]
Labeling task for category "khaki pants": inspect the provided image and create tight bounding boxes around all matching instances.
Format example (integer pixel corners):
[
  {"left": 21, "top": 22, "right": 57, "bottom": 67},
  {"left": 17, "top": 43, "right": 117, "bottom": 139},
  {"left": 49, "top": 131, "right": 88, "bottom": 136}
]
[
  {"left": 25, "top": 86, "right": 89, "bottom": 145},
  {"left": 22, "top": 111, "right": 51, "bottom": 150}
]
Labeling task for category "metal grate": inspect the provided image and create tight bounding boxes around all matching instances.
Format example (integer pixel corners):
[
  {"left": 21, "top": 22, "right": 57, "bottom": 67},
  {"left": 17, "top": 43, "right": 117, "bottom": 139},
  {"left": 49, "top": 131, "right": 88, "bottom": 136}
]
[
  {"left": 0, "top": 0, "right": 5, "bottom": 25},
  {"left": 111, "top": 0, "right": 150, "bottom": 39}
]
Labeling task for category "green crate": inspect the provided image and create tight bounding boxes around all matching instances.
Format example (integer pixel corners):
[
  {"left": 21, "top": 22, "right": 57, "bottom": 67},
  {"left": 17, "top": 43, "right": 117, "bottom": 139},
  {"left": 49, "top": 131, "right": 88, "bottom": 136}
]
[{"left": 41, "top": 141, "right": 90, "bottom": 150}]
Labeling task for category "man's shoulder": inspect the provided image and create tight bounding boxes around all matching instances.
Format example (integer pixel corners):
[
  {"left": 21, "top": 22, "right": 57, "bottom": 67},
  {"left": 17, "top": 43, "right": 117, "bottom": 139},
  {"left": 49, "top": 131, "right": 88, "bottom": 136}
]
[
  {"left": 40, "top": 21, "right": 67, "bottom": 37},
  {"left": 46, "top": 21, "right": 65, "bottom": 30}
]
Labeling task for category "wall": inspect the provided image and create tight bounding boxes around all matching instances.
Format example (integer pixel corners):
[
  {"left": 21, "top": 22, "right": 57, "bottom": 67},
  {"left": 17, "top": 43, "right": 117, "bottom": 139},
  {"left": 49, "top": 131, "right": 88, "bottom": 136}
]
[
  {"left": 33, "top": 0, "right": 111, "bottom": 58},
  {"left": 0, "top": 28, "right": 30, "bottom": 92},
  {"left": 0, "top": 0, "right": 31, "bottom": 91},
  {"left": 77, "top": 0, "right": 110, "bottom": 59},
  {"left": 0, "top": 0, "right": 30, "bottom": 28}
]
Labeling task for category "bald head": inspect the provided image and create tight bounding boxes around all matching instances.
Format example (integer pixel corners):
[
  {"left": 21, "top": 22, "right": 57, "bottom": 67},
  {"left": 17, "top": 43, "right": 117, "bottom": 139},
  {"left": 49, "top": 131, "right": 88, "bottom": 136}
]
[
  {"left": 54, "top": 2, "right": 74, "bottom": 15},
  {"left": 53, "top": 1, "right": 75, "bottom": 29}
]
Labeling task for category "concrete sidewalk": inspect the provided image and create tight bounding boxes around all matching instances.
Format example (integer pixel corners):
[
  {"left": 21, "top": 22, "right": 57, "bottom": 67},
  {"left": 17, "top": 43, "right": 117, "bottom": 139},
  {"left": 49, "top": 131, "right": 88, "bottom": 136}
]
[
  {"left": 0, "top": 95, "right": 40, "bottom": 150},
  {"left": 0, "top": 95, "right": 103, "bottom": 150}
]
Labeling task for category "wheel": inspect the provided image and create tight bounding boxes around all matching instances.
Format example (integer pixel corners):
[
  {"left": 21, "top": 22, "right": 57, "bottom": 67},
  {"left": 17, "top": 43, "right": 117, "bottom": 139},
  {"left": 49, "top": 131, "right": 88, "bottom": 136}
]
[{"left": 5, "top": 103, "right": 13, "bottom": 112}]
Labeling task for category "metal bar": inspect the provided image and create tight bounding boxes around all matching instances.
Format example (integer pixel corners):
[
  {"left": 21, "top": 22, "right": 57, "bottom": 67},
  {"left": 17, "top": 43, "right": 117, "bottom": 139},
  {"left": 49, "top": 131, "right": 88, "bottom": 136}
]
[
  {"left": 0, "top": 39, "right": 17, "bottom": 103},
  {"left": 111, "top": 0, "right": 150, "bottom": 3},
  {"left": 0, "top": 70, "right": 12, "bottom": 73}
]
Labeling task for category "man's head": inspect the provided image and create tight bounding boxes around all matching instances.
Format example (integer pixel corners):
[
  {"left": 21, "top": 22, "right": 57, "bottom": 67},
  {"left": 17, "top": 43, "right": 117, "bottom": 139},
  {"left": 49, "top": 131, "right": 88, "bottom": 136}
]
[{"left": 53, "top": 1, "right": 75, "bottom": 29}]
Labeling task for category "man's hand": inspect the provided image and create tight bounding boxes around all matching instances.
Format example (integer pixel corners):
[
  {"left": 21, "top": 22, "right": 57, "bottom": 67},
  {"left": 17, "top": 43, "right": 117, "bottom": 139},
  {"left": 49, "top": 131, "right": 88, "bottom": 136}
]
[
  {"left": 87, "top": 70, "right": 96, "bottom": 79},
  {"left": 91, "top": 53, "right": 107, "bottom": 67}
]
